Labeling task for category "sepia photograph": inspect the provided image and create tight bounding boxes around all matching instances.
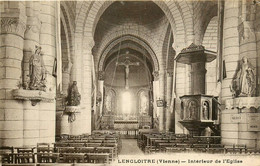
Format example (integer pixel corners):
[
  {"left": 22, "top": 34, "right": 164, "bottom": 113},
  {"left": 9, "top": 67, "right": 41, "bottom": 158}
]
[{"left": 0, "top": 0, "right": 260, "bottom": 165}]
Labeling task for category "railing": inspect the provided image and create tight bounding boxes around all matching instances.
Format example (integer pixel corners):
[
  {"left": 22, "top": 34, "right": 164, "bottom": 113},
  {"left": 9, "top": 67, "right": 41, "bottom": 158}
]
[{"left": 117, "top": 129, "right": 138, "bottom": 139}]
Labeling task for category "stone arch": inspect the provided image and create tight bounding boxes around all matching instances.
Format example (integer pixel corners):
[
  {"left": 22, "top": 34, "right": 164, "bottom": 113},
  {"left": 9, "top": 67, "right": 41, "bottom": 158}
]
[
  {"left": 98, "top": 35, "right": 159, "bottom": 72},
  {"left": 60, "top": 13, "right": 70, "bottom": 68},
  {"left": 202, "top": 16, "right": 218, "bottom": 52},
  {"left": 60, "top": 2, "right": 75, "bottom": 64},
  {"left": 60, "top": 3, "right": 75, "bottom": 94},
  {"left": 75, "top": 1, "right": 194, "bottom": 52},
  {"left": 199, "top": 3, "right": 218, "bottom": 44},
  {"left": 105, "top": 53, "right": 153, "bottom": 81},
  {"left": 163, "top": 24, "right": 175, "bottom": 71},
  {"left": 94, "top": 21, "right": 164, "bottom": 63}
]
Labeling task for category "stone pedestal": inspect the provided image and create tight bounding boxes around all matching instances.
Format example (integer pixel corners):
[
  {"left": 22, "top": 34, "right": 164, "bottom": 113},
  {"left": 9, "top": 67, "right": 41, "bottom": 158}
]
[
  {"left": 222, "top": 97, "right": 260, "bottom": 149},
  {"left": 59, "top": 106, "right": 81, "bottom": 135}
]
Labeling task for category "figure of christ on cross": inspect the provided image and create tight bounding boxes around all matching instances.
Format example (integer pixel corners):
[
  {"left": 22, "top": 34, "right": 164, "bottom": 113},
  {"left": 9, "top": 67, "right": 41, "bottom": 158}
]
[{"left": 116, "top": 58, "right": 140, "bottom": 89}]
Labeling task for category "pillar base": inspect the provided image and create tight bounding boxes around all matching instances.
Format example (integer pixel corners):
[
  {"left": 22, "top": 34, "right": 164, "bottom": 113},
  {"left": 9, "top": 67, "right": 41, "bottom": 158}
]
[{"left": 222, "top": 97, "right": 260, "bottom": 149}]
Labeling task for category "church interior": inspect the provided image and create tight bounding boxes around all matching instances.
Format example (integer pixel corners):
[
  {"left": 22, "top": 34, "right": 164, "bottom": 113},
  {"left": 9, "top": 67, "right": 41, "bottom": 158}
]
[{"left": 0, "top": 0, "right": 260, "bottom": 165}]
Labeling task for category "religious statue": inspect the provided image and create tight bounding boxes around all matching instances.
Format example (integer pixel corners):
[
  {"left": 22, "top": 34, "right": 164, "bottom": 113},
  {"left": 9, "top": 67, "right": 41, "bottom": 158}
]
[
  {"left": 67, "top": 81, "right": 81, "bottom": 106},
  {"left": 116, "top": 57, "right": 139, "bottom": 89},
  {"left": 139, "top": 92, "right": 148, "bottom": 115},
  {"left": 105, "top": 94, "right": 112, "bottom": 113},
  {"left": 28, "top": 45, "right": 47, "bottom": 91},
  {"left": 232, "top": 56, "right": 255, "bottom": 97},
  {"left": 188, "top": 100, "right": 197, "bottom": 120},
  {"left": 202, "top": 101, "right": 209, "bottom": 120}
]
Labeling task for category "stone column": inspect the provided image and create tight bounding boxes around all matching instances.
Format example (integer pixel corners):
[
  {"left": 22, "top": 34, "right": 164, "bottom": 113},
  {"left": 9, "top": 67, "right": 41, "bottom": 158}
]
[
  {"left": 98, "top": 71, "right": 105, "bottom": 116},
  {"left": 62, "top": 62, "right": 72, "bottom": 95},
  {"left": 221, "top": 0, "right": 240, "bottom": 102},
  {"left": 38, "top": 1, "right": 57, "bottom": 143},
  {"left": 79, "top": 44, "right": 93, "bottom": 134},
  {"left": 166, "top": 71, "right": 173, "bottom": 131},
  {"left": 22, "top": 1, "right": 41, "bottom": 147},
  {"left": 158, "top": 71, "right": 165, "bottom": 132},
  {"left": 152, "top": 72, "right": 159, "bottom": 128},
  {"left": 23, "top": 1, "right": 41, "bottom": 88},
  {"left": 171, "top": 45, "right": 186, "bottom": 134},
  {"left": 175, "top": 62, "right": 186, "bottom": 133},
  {"left": 221, "top": 0, "right": 241, "bottom": 146},
  {"left": 0, "top": 2, "right": 27, "bottom": 147}
]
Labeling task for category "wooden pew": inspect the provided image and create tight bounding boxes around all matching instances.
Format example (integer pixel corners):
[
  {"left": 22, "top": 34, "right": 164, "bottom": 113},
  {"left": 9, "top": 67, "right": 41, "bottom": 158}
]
[
  {"left": 225, "top": 144, "right": 246, "bottom": 154},
  {"left": 62, "top": 153, "right": 86, "bottom": 163},
  {"left": 75, "top": 147, "right": 95, "bottom": 153},
  {"left": 84, "top": 143, "right": 102, "bottom": 148},
  {"left": 15, "top": 148, "right": 35, "bottom": 164},
  {"left": 0, "top": 146, "right": 14, "bottom": 163},
  {"left": 165, "top": 147, "right": 186, "bottom": 153},
  {"left": 37, "top": 143, "right": 58, "bottom": 163},
  {"left": 96, "top": 147, "right": 114, "bottom": 162}
]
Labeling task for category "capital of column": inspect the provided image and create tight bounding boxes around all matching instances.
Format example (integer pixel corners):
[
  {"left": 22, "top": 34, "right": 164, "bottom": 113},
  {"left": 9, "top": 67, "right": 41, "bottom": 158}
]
[
  {"left": 1, "top": 17, "right": 26, "bottom": 37},
  {"left": 153, "top": 71, "right": 160, "bottom": 81},
  {"left": 167, "top": 71, "right": 173, "bottom": 77},
  {"left": 98, "top": 71, "right": 105, "bottom": 80}
]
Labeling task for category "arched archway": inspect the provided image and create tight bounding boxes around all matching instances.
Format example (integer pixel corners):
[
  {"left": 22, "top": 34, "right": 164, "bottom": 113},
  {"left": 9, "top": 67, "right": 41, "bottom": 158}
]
[
  {"left": 75, "top": 0, "right": 194, "bottom": 57},
  {"left": 98, "top": 35, "right": 159, "bottom": 72}
]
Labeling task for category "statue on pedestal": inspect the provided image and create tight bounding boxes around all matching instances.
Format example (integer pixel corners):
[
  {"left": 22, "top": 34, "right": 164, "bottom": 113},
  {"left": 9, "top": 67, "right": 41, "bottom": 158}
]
[
  {"left": 67, "top": 81, "right": 81, "bottom": 106},
  {"left": 232, "top": 56, "right": 255, "bottom": 97},
  {"left": 28, "top": 46, "right": 47, "bottom": 91}
]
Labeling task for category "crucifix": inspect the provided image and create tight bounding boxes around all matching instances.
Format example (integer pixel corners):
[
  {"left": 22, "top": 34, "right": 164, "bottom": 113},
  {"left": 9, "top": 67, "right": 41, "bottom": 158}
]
[{"left": 116, "top": 57, "right": 140, "bottom": 89}]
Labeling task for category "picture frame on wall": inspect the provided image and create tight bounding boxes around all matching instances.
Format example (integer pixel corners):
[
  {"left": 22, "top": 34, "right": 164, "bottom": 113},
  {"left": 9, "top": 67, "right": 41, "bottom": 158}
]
[{"left": 156, "top": 99, "right": 164, "bottom": 107}]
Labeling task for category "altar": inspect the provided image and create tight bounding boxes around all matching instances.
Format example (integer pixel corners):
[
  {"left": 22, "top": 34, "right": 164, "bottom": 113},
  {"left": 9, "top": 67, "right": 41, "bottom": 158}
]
[{"left": 114, "top": 120, "right": 139, "bottom": 130}]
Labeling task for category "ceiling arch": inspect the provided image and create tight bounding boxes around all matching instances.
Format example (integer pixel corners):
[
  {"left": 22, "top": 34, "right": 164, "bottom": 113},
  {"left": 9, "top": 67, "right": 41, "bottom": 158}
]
[
  {"left": 75, "top": 0, "right": 193, "bottom": 53},
  {"left": 98, "top": 35, "right": 159, "bottom": 72}
]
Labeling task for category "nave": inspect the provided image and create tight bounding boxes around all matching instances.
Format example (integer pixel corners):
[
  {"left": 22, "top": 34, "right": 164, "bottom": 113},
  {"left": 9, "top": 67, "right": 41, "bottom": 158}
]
[{"left": 1, "top": 0, "right": 260, "bottom": 165}]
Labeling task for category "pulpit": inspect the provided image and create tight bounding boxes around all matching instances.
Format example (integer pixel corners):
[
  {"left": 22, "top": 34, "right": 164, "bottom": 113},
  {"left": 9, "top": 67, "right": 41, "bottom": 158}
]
[
  {"left": 176, "top": 43, "right": 217, "bottom": 135},
  {"left": 179, "top": 94, "right": 218, "bottom": 135}
]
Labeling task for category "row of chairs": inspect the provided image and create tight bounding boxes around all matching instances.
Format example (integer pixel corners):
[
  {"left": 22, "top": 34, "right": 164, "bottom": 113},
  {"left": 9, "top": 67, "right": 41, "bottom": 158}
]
[
  {"left": 145, "top": 143, "right": 224, "bottom": 154},
  {"left": 138, "top": 132, "right": 221, "bottom": 151},
  {"left": 137, "top": 131, "right": 260, "bottom": 155},
  {"left": 1, "top": 132, "right": 121, "bottom": 164}
]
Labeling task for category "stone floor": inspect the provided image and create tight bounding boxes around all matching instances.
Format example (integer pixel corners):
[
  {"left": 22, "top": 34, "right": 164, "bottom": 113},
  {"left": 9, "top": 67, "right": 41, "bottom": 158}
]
[{"left": 119, "top": 139, "right": 143, "bottom": 155}]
